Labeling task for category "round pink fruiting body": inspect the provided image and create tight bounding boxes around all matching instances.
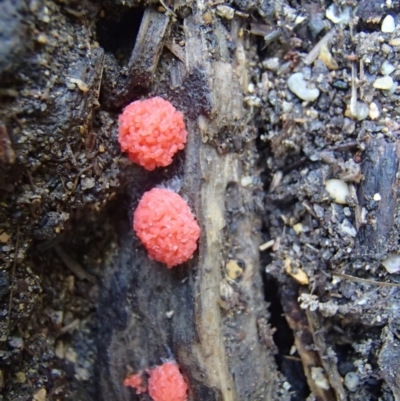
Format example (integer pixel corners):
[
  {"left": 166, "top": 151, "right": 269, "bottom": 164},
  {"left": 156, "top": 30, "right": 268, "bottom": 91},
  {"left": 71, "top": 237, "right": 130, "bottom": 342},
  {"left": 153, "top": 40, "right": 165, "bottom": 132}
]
[
  {"left": 133, "top": 188, "right": 201, "bottom": 268},
  {"left": 118, "top": 97, "right": 187, "bottom": 171},
  {"left": 147, "top": 361, "right": 188, "bottom": 401}
]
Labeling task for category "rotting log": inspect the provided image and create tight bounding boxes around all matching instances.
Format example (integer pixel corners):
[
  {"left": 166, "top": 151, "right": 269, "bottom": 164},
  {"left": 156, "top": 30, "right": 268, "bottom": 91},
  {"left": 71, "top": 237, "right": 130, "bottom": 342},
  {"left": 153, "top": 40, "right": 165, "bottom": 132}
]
[
  {"left": 101, "top": 8, "right": 170, "bottom": 110},
  {"left": 354, "top": 137, "right": 400, "bottom": 266},
  {"left": 96, "top": 4, "right": 282, "bottom": 401},
  {"left": 282, "top": 285, "right": 345, "bottom": 401}
]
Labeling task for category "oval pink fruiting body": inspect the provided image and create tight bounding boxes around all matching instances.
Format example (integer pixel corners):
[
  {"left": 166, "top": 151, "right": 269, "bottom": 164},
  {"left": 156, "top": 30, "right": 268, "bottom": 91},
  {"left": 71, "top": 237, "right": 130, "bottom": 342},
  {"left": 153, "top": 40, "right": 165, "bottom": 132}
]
[
  {"left": 133, "top": 188, "right": 201, "bottom": 267},
  {"left": 118, "top": 97, "right": 187, "bottom": 171}
]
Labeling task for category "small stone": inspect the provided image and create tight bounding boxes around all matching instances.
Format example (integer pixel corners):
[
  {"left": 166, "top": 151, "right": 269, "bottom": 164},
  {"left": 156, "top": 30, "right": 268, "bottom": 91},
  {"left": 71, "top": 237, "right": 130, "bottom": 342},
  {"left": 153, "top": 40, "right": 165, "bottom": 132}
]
[
  {"left": 284, "top": 258, "right": 309, "bottom": 285},
  {"left": 382, "top": 254, "right": 400, "bottom": 274},
  {"left": 80, "top": 177, "right": 95, "bottom": 190},
  {"left": 282, "top": 101, "right": 293, "bottom": 113},
  {"left": 65, "top": 347, "right": 77, "bottom": 363},
  {"left": 381, "top": 15, "right": 395, "bottom": 33},
  {"left": 240, "top": 176, "right": 253, "bottom": 187},
  {"left": 354, "top": 101, "right": 369, "bottom": 121},
  {"left": 244, "top": 96, "right": 261, "bottom": 107},
  {"left": 33, "top": 388, "right": 47, "bottom": 401},
  {"left": 318, "top": 44, "right": 338, "bottom": 70},
  {"left": 202, "top": 11, "right": 212, "bottom": 24},
  {"left": 340, "top": 219, "right": 357, "bottom": 237},
  {"left": 15, "top": 372, "right": 26, "bottom": 383},
  {"left": 75, "top": 367, "right": 90, "bottom": 381},
  {"left": 325, "top": 179, "right": 349, "bottom": 205},
  {"left": 69, "top": 78, "right": 89, "bottom": 92},
  {"left": 326, "top": 4, "right": 350, "bottom": 25},
  {"left": 9, "top": 336, "right": 23, "bottom": 348},
  {"left": 293, "top": 223, "right": 304, "bottom": 235},
  {"left": 216, "top": 5, "right": 234, "bottom": 20},
  {"left": 373, "top": 76, "right": 394, "bottom": 90},
  {"left": 0, "top": 232, "right": 10, "bottom": 243},
  {"left": 287, "top": 72, "right": 320, "bottom": 102},
  {"left": 262, "top": 57, "right": 280, "bottom": 71},
  {"left": 389, "top": 81, "right": 398, "bottom": 94},
  {"left": 381, "top": 60, "right": 396, "bottom": 76},
  {"left": 333, "top": 80, "right": 348, "bottom": 90},
  {"left": 373, "top": 193, "right": 382, "bottom": 201},
  {"left": 344, "top": 372, "right": 359, "bottom": 392},
  {"left": 382, "top": 44, "right": 393, "bottom": 54},
  {"left": 389, "top": 38, "right": 400, "bottom": 46},
  {"left": 369, "top": 102, "right": 380, "bottom": 120},
  {"left": 295, "top": 15, "right": 306, "bottom": 25},
  {"left": 225, "top": 260, "right": 243, "bottom": 280},
  {"left": 37, "top": 33, "right": 47, "bottom": 44},
  {"left": 247, "top": 83, "right": 255, "bottom": 93},
  {"left": 55, "top": 341, "right": 65, "bottom": 359}
]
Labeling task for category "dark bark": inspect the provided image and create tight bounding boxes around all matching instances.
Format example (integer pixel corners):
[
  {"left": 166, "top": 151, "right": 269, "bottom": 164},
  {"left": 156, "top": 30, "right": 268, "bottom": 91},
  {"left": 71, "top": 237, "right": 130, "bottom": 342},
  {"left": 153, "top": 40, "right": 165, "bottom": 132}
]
[{"left": 355, "top": 138, "right": 400, "bottom": 264}]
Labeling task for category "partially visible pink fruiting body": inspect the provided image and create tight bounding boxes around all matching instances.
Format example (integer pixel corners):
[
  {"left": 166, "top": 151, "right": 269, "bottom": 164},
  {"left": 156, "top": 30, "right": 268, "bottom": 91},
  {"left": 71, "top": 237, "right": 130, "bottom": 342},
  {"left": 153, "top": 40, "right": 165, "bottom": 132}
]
[
  {"left": 118, "top": 97, "right": 187, "bottom": 171},
  {"left": 147, "top": 361, "right": 188, "bottom": 401},
  {"left": 133, "top": 188, "right": 201, "bottom": 268},
  {"left": 123, "top": 371, "right": 147, "bottom": 394}
]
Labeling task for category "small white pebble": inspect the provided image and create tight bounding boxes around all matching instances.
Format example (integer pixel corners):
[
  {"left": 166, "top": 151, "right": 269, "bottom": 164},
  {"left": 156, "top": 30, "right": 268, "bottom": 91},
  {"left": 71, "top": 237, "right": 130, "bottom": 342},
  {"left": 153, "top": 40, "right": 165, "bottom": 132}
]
[
  {"left": 81, "top": 177, "right": 95, "bottom": 190},
  {"left": 355, "top": 101, "right": 369, "bottom": 121},
  {"left": 33, "top": 388, "right": 47, "bottom": 401},
  {"left": 381, "top": 60, "right": 396, "bottom": 75},
  {"left": 247, "top": 83, "right": 255, "bottom": 93},
  {"left": 244, "top": 96, "right": 261, "bottom": 107},
  {"left": 340, "top": 219, "right": 357, "bottom": 237},
  {"left": 69, "top": 77, "right": 89, "bottom": 92},
  {"left": 293, "top": 223, "right": 304, "bottom": 235},
  {"left": 381, "top": 15, "right": 395, "bottom": 33},
  {"left": 369, "top": 102, "right": 380, "bottom": 120},
  {"left": 262, "top": 57, "right": 280, "bottom": 71},
  {"left": 373, "top": 193, "right": 381, "bottom": 201},
  {"left": 382, "top": 43, "right": 393, "bottom": 53},
  {"left": 389, "top": 38, "right": 400, "bottom": 46},
  {"left": 344, "top": 372, "right": 359, "bottom": 392},
  {"left": 216, "top": 5, "right": 234, "bottom": 20},
  {"left": 241, "top": 176, "right": 253, "bottom": 187},
  {"left": 282, "top": 101, "right": 293, "bottom": 113},
  {"left": 325, "top": 4, "right": 350, "bottom": 25},
  {"left": 295, "top": 15, "right": 306, "bottom": 25},
  {"left": 325, "top": 179, "right": 349, "bottom": 205},
  {"left": 373, "top": 75, "right": 394, "bottom": 90},
  {"left": 382, "top": 254, "right": 400, "bottom": 274},
  {"left": 287, "top": 72, "right": 320, "bottom": 102},
  {"left": 389, "top": 81, "right": 398, "bottom": 94}
]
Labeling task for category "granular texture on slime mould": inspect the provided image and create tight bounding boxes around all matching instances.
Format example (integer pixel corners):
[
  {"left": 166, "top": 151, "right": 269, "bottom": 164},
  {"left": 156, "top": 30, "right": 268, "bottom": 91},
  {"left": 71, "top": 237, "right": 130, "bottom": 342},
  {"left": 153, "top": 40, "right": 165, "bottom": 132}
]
[
  {"left": 118, "top": 97, "right": 187, "bottom": 171},
  {"left": 148, "top": 361, "right": 188, "bottom": 401},
  {"left": 123, "top": 372, "right": 147, "bottom": 394},
  {"left": 133, "top": 188, "right": 201, "bottom": 268}
]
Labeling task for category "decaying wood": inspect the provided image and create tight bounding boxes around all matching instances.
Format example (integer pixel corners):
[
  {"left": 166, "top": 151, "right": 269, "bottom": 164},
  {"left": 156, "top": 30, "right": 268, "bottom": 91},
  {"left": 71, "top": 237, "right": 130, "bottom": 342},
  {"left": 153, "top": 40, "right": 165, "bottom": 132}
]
[
  {"left": 379, "top": 321, "right": 400, "bottom": 401},
  {"left": 355, "top": 138, "right": 400, "bottom": 264},
  {"left": 103, "top": 8, "right": 170, "bottom": 109},
  {"left": 282, "top": 285, "right": 344, "bottom": 401},
  {"left": 304, "top": 310, "right": 346, "bottom": 401},
  {"left": 97, "top": 4, "right": 281, "bottom": 401}
]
